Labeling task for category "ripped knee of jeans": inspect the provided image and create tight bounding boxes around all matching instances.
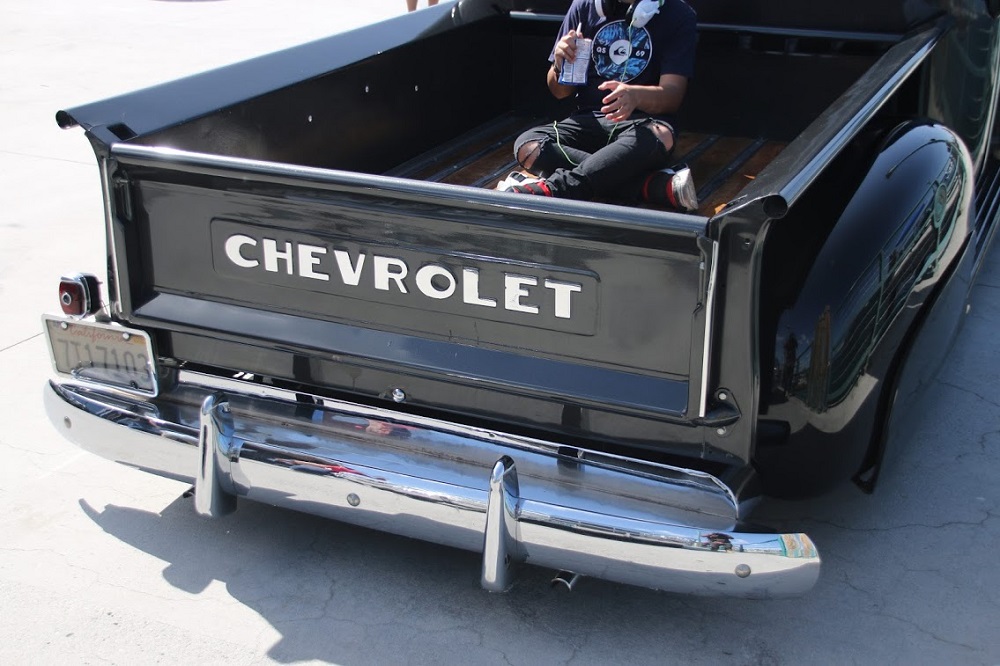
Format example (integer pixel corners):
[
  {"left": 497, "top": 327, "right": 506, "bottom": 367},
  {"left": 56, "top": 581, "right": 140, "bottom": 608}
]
[
  {"left": 515, "top": 139, "right": 544, "bottom": 173},
  {"left": 647, "top": 121, "right": 676, "bottom": 153}
]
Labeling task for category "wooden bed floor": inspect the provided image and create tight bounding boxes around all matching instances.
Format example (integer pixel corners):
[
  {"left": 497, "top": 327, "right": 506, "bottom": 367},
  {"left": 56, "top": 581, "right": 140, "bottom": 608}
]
[{"left": 386, "top": 115, "right": 785, "bottom": 217}]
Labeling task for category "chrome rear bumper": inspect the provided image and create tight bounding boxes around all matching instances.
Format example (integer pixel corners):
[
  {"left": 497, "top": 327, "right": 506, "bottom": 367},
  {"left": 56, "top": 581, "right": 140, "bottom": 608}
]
[{"left": 45, "top": 373, "right": 820, "bottom": 597}]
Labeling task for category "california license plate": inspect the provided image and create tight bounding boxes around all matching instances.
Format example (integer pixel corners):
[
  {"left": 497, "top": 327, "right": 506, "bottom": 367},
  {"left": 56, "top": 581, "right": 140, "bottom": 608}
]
[{"left": 43, "top": 316, "right": 157, "bottom": 396}]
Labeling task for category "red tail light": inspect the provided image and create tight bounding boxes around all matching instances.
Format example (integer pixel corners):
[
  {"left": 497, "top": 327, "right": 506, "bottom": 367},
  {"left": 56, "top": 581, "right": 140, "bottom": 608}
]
[{"left": 58, "top": 274, "right": 101, "bottom": 317}]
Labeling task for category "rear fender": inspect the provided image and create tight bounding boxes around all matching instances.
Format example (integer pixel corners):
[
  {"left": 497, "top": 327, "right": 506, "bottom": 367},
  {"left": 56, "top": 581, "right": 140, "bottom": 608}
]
[{"left": 756, "top": 120, "right": 974, "bottom": 498}]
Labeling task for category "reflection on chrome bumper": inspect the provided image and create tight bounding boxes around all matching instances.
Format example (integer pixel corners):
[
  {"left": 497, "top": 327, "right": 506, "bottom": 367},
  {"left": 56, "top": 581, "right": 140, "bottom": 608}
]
[{"left": 45, "top": 373, "right": 820, "bottom": 598}]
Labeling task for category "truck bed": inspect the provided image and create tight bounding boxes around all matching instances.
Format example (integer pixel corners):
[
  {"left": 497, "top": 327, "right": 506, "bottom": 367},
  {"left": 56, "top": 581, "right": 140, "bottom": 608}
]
[{"left": 385, "top": 114, "right": 786, "bottom": 217}]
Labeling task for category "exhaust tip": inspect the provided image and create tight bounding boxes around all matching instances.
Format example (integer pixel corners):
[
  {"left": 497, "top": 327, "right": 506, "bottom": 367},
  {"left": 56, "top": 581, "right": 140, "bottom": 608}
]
[{"left": 550, "top": 571, "right": 582, "bottom": 592}]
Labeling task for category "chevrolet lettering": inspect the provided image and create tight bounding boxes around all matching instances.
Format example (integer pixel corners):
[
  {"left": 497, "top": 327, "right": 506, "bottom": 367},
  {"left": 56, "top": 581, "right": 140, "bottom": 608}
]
[
  {"left": 210, "top": 219, "right": 598, "bottom": 335},
  {"left": 223, "top": 232, "right": 582, "bottom": 317}
]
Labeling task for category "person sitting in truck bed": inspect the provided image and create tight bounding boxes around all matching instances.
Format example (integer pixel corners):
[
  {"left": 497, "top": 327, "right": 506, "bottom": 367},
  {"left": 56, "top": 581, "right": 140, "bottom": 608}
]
[{"left": 499, "top": 0, "right": 699, "bottom": 210}]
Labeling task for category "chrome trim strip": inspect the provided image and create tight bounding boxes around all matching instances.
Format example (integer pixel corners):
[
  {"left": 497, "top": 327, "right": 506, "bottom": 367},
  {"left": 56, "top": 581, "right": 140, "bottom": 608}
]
[
  {"left": 99, "top": 157, "right": 124, "bottom": 316},
  {"left": 699, "top": 240, "right": 720, "bottom": 418},
  {"left": 45, "top": 376, "right": 820, "bottom": 598}
]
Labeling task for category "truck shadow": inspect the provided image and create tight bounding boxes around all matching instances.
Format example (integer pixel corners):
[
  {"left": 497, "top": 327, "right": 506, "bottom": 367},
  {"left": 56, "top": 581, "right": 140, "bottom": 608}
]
[{"left": 77, "top": 491, "right": 824, "bottom": 664}]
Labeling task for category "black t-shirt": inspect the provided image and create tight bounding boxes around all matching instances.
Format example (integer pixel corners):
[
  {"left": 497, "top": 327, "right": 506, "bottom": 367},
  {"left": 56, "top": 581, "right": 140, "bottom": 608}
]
[{"left": 550, "top": 0, "right": 697, "bottom": 122}]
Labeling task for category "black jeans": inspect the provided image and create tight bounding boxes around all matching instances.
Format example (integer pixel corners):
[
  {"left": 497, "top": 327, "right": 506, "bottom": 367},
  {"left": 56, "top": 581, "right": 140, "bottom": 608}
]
[{"left": 514, "top": 112, "right": 674, "bottom": 200}]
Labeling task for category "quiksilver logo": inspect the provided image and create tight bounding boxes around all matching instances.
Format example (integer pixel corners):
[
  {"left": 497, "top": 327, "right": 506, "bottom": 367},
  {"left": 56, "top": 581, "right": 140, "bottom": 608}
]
[{"left": 223, "top": 234, "right": 583, "bottom": 320}]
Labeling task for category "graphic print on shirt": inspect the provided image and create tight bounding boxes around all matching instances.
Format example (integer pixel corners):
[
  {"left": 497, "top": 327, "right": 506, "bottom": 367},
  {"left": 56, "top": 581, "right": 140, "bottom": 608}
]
[{"left": 592, "top": 21, "right": 651, "bottom": 82}]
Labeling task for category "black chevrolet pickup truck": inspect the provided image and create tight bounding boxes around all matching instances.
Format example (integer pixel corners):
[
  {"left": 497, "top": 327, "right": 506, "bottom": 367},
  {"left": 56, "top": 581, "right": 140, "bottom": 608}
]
[{"left": 44, "top": 0, "right": 1000, "bottom": 597}]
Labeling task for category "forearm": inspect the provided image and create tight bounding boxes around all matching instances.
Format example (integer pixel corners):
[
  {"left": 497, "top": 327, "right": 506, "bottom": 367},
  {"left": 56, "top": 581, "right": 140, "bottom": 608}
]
[{"left": 547, "top": 63, "right": 576, "bottom": 99}]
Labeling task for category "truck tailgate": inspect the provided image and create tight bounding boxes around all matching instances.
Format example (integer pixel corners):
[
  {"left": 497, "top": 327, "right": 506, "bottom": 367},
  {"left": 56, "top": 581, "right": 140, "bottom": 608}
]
[{"left": 109, "top": 145, "right": 716, "bottom": 445}]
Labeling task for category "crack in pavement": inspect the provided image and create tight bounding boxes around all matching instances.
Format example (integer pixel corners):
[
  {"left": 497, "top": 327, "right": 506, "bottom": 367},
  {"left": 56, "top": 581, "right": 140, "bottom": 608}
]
[{"left": 0, "top": 332, "right": 42, "bottom": 354}]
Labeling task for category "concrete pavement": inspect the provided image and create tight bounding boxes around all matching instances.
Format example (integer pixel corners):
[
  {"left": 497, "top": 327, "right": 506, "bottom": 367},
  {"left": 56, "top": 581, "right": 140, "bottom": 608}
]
[{"left": 1, "top": 1, "right": 998, "bottom": 664}]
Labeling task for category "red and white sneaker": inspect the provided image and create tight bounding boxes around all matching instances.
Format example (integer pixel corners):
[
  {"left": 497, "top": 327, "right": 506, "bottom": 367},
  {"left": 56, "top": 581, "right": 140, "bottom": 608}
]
[
  {"left": 641, "top": 165, "right": 698, "bottom": 211},
  {"left": 497, "top": 171, "right": 554, "bottom": 196}
]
